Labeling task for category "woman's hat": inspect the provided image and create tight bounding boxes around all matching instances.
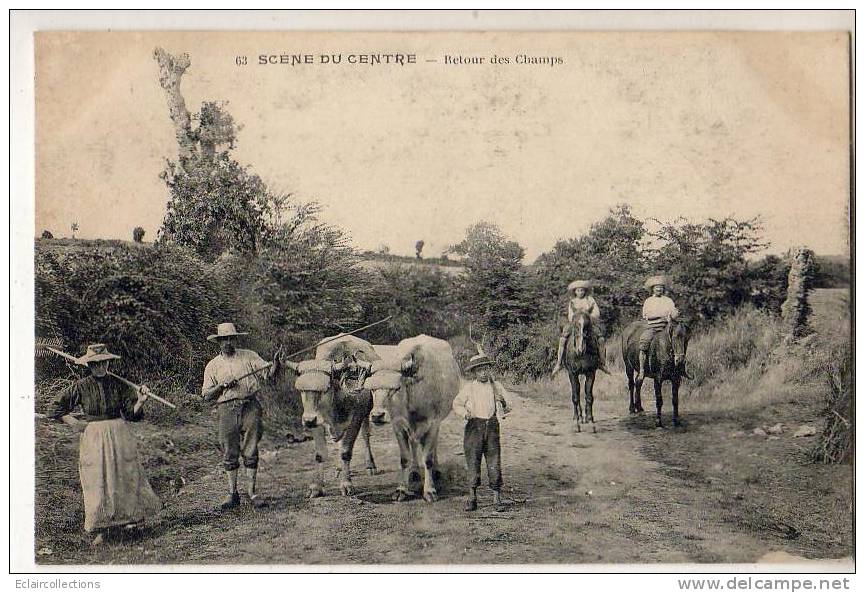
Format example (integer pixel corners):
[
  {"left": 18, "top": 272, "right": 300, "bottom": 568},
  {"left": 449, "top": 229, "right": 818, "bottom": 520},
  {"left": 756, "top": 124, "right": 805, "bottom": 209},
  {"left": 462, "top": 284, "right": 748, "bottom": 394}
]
[
  {"left": 465, "top": 354, "right": 494, "bottom": 372},
  {"left": 76, "top": 343, "right": 121, "bottom": 365},
  {"left": 207, "top": 322, "right": 249, "bottom": 342},
  {"left": 644, "top": 274, "right": 670, "bottom": 290},
  {"left": 567, "top": 280, "right": 592, "bottom": 294}
]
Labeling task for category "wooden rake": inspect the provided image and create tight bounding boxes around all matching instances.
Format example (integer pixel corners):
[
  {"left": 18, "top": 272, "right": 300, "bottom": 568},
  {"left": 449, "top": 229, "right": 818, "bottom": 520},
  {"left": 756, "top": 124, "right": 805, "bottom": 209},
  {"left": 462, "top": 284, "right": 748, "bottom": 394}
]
[{"left": 35, "top": 339, "right": 177, "bottom": 409}]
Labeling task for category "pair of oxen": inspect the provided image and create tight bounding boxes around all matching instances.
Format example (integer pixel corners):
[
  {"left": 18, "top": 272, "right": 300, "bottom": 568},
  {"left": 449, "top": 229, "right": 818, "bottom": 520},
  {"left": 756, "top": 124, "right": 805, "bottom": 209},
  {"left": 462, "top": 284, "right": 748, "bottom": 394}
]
[{"left": 283, "top": 333, "right": 458, "bottom": 502}]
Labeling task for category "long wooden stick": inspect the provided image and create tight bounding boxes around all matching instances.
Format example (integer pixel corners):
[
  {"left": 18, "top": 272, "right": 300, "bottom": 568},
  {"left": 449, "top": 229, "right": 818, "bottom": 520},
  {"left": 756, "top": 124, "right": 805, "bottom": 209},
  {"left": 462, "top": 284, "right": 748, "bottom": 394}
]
[
  {"left": 223, "top": 316, "right": 393, "bottom": 382},
  {"left": 42, "top": 346, "right": 177, "bottom": 409},
  {"left": 283, "top": 315, "right": 393, "bottom": 360},
  {"left": 231, "top": 362, "right": 273, "bottom": 383}
]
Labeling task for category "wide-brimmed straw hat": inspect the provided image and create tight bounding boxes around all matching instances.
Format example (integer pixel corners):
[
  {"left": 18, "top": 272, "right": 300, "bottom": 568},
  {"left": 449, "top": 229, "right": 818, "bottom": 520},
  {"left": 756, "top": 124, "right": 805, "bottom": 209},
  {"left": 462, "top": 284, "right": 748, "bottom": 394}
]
[
  {"left": 207, "top": 322, "right": 249, "bottom": 342},
  {"left": 567, "top": 280, "right": 593, "bottom": 294},
  {"left": 465, "top": 354, "right": 494, "bottom": 372},
  {"left": 644, "top": 275, "right": 670, "bottom": 290},
  {"left": 76, "top": 343, "right": 121, "bottom": 365}
]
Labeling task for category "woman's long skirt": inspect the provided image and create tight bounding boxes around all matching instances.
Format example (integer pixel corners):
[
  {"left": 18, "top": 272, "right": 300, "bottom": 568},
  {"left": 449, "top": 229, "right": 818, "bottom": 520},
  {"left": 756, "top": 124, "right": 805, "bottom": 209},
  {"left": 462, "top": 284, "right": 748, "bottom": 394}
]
[{"left": 78, "top": 419, "right": 162, "bottom": 532}]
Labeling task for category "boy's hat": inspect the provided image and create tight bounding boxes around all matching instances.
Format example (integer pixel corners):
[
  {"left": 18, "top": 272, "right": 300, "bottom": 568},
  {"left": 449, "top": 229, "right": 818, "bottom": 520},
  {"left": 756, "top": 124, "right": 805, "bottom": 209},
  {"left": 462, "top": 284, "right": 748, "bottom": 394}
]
[
  {"left": 207, "top": 322, "right": 249, "bottom": 342},
  {"left": 76, "top": 344, "right": 121, "bottom": 365},
  {"left": 567, "top": 279, "right": 592, "bottom": 294},
  {"left": 644, "top": 274, "right": 670, "bottom": 290},
  {"left": 465, "top": 354, "right": 494, "bottom": 372}
]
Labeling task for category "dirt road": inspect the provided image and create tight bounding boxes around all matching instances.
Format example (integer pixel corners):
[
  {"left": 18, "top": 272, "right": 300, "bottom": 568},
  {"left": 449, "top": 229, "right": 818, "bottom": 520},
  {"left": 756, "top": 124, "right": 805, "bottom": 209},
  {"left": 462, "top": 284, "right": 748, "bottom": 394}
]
[{"left": 37, "top": 366, "right": 852, "bottom": 566}]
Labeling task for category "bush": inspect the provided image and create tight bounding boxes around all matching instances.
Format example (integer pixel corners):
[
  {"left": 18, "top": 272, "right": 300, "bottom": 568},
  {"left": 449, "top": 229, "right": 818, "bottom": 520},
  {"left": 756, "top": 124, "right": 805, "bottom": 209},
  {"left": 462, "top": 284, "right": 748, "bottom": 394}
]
[
  {"left": 449, "top": 221, "right": 535, "bottom": 332},
  {"left": 133, "top": 226, "right": 146, "bottom": 243},
  {"left": 531, "top": 204, "right": 647, "bottom": 334},
  {"left": 811, "top": 339, "right": 851, "bottom": 463},
  {"left": 813, "top": 255, "right": 851, "bottom": 288},
  {"left": 748, "top": 255, "right": 789, "bottom": 316},
  {"left": 35, "top": 242, "right": 232, "bottom": 388},
  {"left": 485, "top": 321, "right": 559, "bottom": 383},
  {"left": 649, "top": 217, "right": 768, "bottom": 326},
  {"left": 684, "top": 306, "right": 783, "bottom": 393},
  {"left": 358, "top": 263, "right": 461, "bottom": 344}
]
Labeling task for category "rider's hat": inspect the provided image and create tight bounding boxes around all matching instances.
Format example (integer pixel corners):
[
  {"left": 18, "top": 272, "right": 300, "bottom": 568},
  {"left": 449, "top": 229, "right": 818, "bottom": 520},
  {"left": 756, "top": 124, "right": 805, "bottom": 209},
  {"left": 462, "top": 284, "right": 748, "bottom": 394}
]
[
  {"left": 567, "top": 280, "right": 592, "bottom": 295},
  {"left": 644, "top": 275, "right": 670, "bottom": 291}
]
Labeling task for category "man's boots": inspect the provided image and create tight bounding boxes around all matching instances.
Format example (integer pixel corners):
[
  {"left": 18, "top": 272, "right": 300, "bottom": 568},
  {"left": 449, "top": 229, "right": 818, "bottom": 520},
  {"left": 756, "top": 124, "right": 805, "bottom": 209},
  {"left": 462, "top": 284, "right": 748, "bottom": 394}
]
[
  {"left": 552, "top": 336, "right": 567, "bottom": 376},
  {"left": 220, "top": 469, "right": 240, "bottom": 510}
]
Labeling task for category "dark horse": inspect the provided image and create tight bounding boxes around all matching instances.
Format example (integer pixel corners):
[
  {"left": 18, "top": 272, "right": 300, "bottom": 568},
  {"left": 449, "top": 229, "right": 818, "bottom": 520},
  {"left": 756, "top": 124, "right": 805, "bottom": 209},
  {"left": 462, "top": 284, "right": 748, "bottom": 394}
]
[
  {"left": 621, "top": 319, "right": 689, "bottom": 427},
  {"left": 563, "top": 312, "right": 601, "bottom": 432}
]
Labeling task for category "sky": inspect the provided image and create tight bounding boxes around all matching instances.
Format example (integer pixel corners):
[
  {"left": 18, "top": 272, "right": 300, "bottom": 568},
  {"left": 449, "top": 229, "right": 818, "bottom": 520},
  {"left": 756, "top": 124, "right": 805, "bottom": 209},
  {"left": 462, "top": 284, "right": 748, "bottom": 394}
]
[{"left": 34, "top": 31, "right": 850, "bottom": 261}]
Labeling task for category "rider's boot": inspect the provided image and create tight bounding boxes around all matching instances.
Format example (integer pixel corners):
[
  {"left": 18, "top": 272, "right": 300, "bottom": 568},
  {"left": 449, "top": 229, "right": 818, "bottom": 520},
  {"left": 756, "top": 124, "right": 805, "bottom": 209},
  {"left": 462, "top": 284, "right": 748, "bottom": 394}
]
[
  {"left": 597, "top": 337, "right": 611, "bottom": 374},
  {"left": 636, "top": 350, "right": 648, "bottom": 381},
  {"left": 552, "top": 336, "right": 567, "bottom": 376}
]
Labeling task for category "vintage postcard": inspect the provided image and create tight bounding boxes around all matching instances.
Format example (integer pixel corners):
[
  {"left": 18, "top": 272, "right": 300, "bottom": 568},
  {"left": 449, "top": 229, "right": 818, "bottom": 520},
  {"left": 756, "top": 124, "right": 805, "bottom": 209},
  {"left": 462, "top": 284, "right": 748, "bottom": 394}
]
[{"left": 13, "top": 12, "right": 854, "bottom": 576}]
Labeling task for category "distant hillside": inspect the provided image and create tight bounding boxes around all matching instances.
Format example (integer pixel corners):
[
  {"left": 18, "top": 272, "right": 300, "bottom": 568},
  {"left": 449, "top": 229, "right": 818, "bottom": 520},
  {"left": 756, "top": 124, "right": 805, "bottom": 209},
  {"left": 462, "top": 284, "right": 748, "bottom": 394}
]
[
  {"left": 35, "top": 237, "right": 150, "bottom": 255},
  {"left": 357, "top": 252, "right": 466, "bottom": 275},
  {"left": 814, "top": 254, "right": 851, "bottom": 288},
  {"left": 34, "top": 238, "right": 469, "bottom": 276},
  {"left": 356, "top": 257, "right": 465, "bottom": 276}
]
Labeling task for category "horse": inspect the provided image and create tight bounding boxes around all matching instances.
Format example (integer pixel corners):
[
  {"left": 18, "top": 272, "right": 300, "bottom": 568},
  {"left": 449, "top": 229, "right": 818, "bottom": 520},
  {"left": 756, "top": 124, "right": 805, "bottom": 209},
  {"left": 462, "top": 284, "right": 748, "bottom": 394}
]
[
  {"left": 563, "top": 311, "right": 602, "bottom": 432},
  {"left": 621, "top": 318, "right": 689, "bottom": 427}
]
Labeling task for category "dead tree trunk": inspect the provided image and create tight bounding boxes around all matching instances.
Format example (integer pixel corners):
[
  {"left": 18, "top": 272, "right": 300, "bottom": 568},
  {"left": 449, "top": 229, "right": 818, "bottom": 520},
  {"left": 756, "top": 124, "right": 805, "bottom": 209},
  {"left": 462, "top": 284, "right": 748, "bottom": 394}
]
[
  {"left": 780, "top": 247, "right": 815, "bottom": 340},
  {"left": 153, "top": 47, "right": 196, "bottom": 163}
]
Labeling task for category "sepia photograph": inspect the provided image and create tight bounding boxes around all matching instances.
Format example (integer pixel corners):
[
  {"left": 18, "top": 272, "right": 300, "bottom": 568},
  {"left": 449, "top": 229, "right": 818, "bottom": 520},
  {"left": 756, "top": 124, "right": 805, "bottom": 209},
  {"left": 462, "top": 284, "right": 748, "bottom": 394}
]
[{"left": 11, "top": 10, "right": 854, "bottom": 574}]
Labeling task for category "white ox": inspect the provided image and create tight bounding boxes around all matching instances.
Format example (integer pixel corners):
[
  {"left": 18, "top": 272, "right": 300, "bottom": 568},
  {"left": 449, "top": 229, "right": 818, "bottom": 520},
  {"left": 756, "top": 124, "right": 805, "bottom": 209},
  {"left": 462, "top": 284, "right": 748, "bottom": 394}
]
[
  {"left": 286, "top": 334, "right": 380, "bottom": 498},
  {"left": 361, "top": 335, "right": 460, "bottom": 502}
]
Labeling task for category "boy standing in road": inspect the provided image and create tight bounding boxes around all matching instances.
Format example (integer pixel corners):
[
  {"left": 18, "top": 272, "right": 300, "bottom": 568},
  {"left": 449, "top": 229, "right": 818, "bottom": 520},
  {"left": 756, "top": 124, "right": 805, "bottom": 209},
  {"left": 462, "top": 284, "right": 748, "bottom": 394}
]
[{"left": 453, "top": 354, "right": 511, "bottom": 512}]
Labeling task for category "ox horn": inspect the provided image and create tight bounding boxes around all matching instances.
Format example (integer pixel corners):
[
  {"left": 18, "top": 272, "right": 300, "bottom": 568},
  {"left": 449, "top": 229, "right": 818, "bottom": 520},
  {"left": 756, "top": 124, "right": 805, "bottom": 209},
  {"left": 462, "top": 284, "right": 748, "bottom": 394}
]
[
  {"left": 401, "top": 354, "right": 415, "bottom": 375},
  {"left": 284, "top": 360, "right": 299, "bottom": 372}
]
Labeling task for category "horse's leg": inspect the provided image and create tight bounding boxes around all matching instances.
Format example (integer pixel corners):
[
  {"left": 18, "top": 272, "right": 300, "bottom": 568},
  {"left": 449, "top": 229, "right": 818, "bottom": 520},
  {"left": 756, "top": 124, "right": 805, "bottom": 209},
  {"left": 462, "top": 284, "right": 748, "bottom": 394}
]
[
  {"left": 584, "top": 371, "right": 595, "bottom": 424},
  {"left": 653, "top": 378, "right": 664, "bottom": 428},
  {"left": 634, "top": 372, "right": 645, "bottom": 414},
  {"left": 567, "top": 369, "right": 580, "bottom": 423},
  {"left": 672, "top": 377, "right": 681, "bottom": 427},
  {"left": 626, "top": 365, "right": 636, "bottom": 414}
]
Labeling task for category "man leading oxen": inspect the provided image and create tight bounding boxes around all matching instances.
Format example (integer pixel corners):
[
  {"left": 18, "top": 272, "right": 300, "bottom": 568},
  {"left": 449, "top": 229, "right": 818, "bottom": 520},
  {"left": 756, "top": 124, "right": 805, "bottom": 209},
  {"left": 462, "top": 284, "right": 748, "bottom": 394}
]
[
  {"left": 359, "top": 335, "right": 460, "bottom": 503},
  {"left": 285, "top": 334, "right": 380, "bottom": 498}
]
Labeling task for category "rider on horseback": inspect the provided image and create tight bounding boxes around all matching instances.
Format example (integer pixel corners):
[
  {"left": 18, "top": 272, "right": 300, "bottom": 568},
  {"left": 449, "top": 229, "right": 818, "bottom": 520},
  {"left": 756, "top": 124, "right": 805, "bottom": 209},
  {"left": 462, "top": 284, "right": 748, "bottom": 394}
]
[
  {"left": 552, "top": 280, "right": 608, "bottom": 376},
  {"left": 636, "top": 274, "right": 680, "bottom": 381}
]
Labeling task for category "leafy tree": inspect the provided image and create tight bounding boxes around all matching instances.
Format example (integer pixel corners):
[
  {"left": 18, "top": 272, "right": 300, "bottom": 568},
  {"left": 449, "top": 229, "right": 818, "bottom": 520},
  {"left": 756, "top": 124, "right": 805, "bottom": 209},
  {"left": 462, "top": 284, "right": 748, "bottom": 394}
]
[
  {"left": 158, "top": 152, "right": 287, "bottom": 260},
  {"left": 448, "top": 221, "right": 533, "bottom": 332},
  {"left": 211, "top": 202, "right": 365, "bottom": 352},
  {"left": 133, "top": 226, "right": 145, "bottom": 243},
  {"left": 35, "top": 244, "right": 229, "bottom": 385},
  {"left": 40, "top": 230, "right": 53, "bottom": 239},
  {"left": 415, "top": 240, "right": 425, "bottom": 260},
  {"left": 154, "top": 47, "right": 285, "bottom": 261},
  {"left": 748, "top": 254, "right": 789, "bottom": 316},
  {"left": 70, "top": 222, "right": 78, "bottom": 239},
  {"left": 359, "top": 263, "right": 460, "bottom": 344},
  {"left": 647, "top": 217, "right": 768, "bottom": 325},
  {"left": 531, "top": 204, "right": 647, "bottom": 333}
]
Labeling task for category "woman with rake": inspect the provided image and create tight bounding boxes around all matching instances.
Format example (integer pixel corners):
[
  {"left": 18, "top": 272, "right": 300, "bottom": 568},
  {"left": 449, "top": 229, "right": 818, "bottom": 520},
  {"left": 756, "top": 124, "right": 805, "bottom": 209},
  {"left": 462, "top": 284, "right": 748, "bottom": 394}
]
[{"left": 47, "top": 344, "right": 162, "bottom": 546}]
